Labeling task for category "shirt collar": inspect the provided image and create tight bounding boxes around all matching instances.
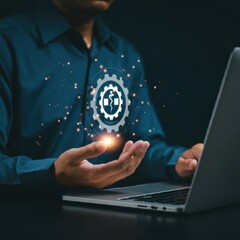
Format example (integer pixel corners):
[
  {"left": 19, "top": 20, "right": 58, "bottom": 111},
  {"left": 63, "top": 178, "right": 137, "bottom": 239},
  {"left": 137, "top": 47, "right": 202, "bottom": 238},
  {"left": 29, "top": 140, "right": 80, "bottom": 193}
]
[
  {"left": 34, "top": 0, "right": 71, "bottom": 45},
  {"left": 94, "top": 17, "right": 111, "bottom": 45},
  {"left": 33, "top": 0, "right": 117, "bottom": 51}
]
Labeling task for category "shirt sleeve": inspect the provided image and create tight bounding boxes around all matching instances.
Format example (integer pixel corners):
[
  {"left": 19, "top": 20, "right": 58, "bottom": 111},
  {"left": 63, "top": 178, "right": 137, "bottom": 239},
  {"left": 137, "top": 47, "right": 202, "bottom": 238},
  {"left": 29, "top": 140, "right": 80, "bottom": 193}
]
[
  {"left": 0, "top": 33, "right": 56, "bottom": 187},
  {"left": 128, "top": 56, "right": 187, "bottom": 182}
]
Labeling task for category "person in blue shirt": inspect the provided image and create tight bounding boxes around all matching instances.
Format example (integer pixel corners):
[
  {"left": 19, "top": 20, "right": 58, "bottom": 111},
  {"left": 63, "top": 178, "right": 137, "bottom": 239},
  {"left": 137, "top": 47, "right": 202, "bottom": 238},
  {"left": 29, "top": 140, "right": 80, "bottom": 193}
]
[{"left": 0, "top": 0, "right": 203, "bottom": 188}]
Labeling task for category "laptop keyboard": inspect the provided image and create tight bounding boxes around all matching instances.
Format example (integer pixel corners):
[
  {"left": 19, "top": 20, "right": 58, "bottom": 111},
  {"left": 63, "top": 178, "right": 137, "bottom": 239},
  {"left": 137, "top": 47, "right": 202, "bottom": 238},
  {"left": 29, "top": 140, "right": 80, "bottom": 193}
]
[{"left": 120, "top": 188, "right": 189, "bottom": 205}]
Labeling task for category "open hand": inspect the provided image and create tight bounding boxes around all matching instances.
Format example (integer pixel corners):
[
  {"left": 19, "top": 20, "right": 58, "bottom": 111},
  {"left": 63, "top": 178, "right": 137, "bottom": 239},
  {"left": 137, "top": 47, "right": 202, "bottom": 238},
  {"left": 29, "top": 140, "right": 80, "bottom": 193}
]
[{"left": 54, "top": 140, "right": 150, "bottom": 188}]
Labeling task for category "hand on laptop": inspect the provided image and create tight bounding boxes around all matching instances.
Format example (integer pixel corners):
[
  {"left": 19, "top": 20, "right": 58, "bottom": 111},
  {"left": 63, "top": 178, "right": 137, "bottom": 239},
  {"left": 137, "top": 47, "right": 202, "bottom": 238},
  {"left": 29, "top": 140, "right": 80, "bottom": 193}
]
[
  {"left": 175, "top": 143, "right": 204, "bottom": 178},
  {"left": 53, "top": 140, "right": 150, "bottom": 188}
]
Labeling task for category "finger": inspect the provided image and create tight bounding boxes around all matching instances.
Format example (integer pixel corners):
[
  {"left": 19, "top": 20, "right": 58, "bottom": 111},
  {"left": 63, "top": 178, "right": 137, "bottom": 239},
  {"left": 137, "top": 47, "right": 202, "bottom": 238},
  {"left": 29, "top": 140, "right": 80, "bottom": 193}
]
[
  {"left": 176, "top": 158, "right": 198, "bottom": 178},
  {"left": 96, "top": 142, "right": 150, "bottom": 188},
  {"left": 182, "top": 144, "right": 204, "bottom": 160},
  {"left": 192, "top": 144, "right": 204, "bottom": 160},
  {"left": 187, "top": 159, "right": 198, "bottom": 170},
  {"left": 118, "top": 140, "right": 148, "bottom": 162},
  {"left": 68, "top": 141, "right": 107, "bottom": 165},
  {"left": 121, "top": 140, "right": 134, "bottom": 154},
  {"left": 92, "top": 141, "right": 150, "bottom": 186}
]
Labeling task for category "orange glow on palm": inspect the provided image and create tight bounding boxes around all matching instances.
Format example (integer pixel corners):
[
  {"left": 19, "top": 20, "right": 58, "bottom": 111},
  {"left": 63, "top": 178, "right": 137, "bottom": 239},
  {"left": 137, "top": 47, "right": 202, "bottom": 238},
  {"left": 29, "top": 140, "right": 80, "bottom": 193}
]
[
  {"left": 102, "top": 135, "right": 115, "bottom": 147},
  {"left": 98, "top": 134, "right": 122, "bottom": 150}
]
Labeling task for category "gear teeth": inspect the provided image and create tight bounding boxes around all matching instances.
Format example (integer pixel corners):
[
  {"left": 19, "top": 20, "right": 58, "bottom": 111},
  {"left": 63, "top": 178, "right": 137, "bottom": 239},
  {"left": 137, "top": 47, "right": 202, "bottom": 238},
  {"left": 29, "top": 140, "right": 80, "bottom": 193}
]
[
  {"left": 90, "top": 73, "right": 130, "bottom": 132},
  {"left": 90, "top": 101, "right": 94, "bottom": 108},
  {"left": 112, "top": 74, "right": 117, "bottom": 80},
  {"left": 97, "top": 78, "right": 103, "bottom": 85},
  {"left": 105, "top": 74, "right": 110, "bottom": 79}
]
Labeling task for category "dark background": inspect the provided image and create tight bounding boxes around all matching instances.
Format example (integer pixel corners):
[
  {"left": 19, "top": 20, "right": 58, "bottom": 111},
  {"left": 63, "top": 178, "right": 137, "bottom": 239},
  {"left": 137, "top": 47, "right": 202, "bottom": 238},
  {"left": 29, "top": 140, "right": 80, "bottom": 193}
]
[{"left": 1, "top": 0, "right": 240, "bottom": 147}]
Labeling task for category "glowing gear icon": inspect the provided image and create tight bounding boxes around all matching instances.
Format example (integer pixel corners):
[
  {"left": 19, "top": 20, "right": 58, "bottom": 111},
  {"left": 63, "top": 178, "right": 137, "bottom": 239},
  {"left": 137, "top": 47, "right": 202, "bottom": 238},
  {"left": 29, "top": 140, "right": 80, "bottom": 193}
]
[
  {"left": 90, "top": 74, "right": 130, "bottom": 133},
  {"left": 99, "top": 84, "right": 123, "bottom": 120}
]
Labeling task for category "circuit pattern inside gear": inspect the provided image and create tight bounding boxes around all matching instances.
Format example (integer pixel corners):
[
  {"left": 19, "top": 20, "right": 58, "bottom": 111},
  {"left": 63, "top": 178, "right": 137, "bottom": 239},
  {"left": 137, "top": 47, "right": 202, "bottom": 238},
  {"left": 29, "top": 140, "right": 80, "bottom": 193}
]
[
  {"left": 99, "top": 84, "right": 123, "bottom": 120},
  {"left": 90, "top": 74, "right": 130, "bottom": 133}
]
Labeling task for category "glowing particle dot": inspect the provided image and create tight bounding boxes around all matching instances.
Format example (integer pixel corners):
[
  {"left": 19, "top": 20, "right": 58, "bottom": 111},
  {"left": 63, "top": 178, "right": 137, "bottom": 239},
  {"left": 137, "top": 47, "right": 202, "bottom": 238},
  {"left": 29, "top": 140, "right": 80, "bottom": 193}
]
[
  {"left": 127, "top": 73, "right": 131, "bottom": 78},
  {"left": 84, "top": 128, "right": 87, "bottom": 131},
  {"left": 57, "top": 119, "right": 61, "bottom": 123},
  {"left": 163, "top": 104, "right": 166, "bottom": 108},
  {"left": 132, "top": 65, "right": 136, "bottom": 69},
  {"left": 121, "top": 54, "right": 124, "bottom": 58},
  {"left": 60, "top": 132, "right": 63, "bottom": 135},
  {"left": 67, "top": 61, "right": 71, "bottom": 65},
  {"left": 94, "top": 58, "right": 98, "bottom": 62},
  {"left": 64, "top": 117, "right": 67, "bottom": 120},
  {"left": 154, "top": 86, "right": 157, "bottom": 89},
  {"left": 91, "top": 134, "right": 94, "bottom": 138},
  {"left": 76, "top": 128, "right": 80, "bottom": 132},
  {"left": 91, "top": 123, "right": 94, "bottom": 127},
  {"left": 141, "top": 101, "right": 144, "bottom": 104},
  {"left": 103, "top": 68, "right": 107, "bottom": 73},
  {"left": 132, "top": 133, "right": 136, "bottom": 136},
  {"left": 135, "top": 119, "right": 139, "bottom": 123},
  {"left": 74, "top": 83, "right": 78, "bottom": 89},
  {"left": 132, "top": 93, "right": 136, "bottom": 97},
  {"left": 77, "top": 96, "right": 81, "bottom": 99},
  {"left": 41, "top": 123, "right": 44, "bottom": 127},
  {"left": 116, "top": 134, "right": 120, "bottom": 138},
  {"left": 44, "top": 77, "right": 48, "bottom": 81},
  {"left": 66, "top": 112, "right": 70, "bottom": 115},
  {"left": 86, "top": 106, "right": 90, "bottom": 110},
  {"left": 139, "top": 84, "right": 143, "bottom": 87},
  {"left": 137, "top": 59, "right": 141, "bottom": 63},
  {"left": 149, "top": 129, "right": 152, "bottom": 133},
  {"left": 99, "top": 65, "right": 103, "bottom": 69}
]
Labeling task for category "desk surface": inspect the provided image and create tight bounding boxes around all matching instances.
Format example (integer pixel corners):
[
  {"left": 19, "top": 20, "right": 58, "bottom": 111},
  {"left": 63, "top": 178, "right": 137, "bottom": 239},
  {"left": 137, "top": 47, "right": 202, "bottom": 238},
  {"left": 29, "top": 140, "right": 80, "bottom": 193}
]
[{"left": 0, "top": 187, "right": 238, "bottom": 240}]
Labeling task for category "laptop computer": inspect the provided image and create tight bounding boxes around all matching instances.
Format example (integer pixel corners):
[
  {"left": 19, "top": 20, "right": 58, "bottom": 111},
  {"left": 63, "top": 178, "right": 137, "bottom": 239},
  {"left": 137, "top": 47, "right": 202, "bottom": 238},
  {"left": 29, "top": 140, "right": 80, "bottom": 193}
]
[{"left": 63, "top": 47, "right": 240, "bottom": 213}]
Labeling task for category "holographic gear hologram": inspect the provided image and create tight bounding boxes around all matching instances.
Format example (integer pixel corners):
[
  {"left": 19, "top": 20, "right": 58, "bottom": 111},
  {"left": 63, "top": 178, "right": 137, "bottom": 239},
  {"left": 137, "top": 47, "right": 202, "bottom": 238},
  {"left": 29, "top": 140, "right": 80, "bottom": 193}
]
[{"left": 90, "top": 74, "right": 130, "bottom": 133}]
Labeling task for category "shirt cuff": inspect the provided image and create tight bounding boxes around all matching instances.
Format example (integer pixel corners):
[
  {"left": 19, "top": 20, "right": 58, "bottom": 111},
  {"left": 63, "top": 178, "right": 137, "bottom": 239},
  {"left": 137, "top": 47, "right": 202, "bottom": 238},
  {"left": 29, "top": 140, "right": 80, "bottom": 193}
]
[{"left": 18, "top": 158, "right": 57, "bottom": 188}]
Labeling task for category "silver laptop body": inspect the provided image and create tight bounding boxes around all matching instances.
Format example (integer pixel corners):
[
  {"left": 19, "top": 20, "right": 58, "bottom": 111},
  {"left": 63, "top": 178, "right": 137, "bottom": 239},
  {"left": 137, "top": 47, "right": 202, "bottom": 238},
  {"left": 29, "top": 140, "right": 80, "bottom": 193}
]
[{"left": 63, "top": 48, "right": 240, "bottom": 213}]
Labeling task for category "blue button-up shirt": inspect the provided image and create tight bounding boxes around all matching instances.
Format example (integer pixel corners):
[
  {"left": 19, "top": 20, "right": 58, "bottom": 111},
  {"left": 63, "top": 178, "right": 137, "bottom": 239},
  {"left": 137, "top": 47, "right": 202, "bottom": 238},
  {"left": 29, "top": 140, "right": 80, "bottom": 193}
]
[{"left": 0, "top": 0, "right": 186, "bottom": 187}]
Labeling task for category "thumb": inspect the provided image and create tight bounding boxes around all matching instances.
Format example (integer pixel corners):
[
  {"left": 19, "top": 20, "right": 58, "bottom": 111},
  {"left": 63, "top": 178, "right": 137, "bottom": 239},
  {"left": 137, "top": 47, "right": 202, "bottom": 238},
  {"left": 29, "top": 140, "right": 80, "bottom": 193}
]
[{"left": 69, "top": 141, "right": 107, "bottom": 164}]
